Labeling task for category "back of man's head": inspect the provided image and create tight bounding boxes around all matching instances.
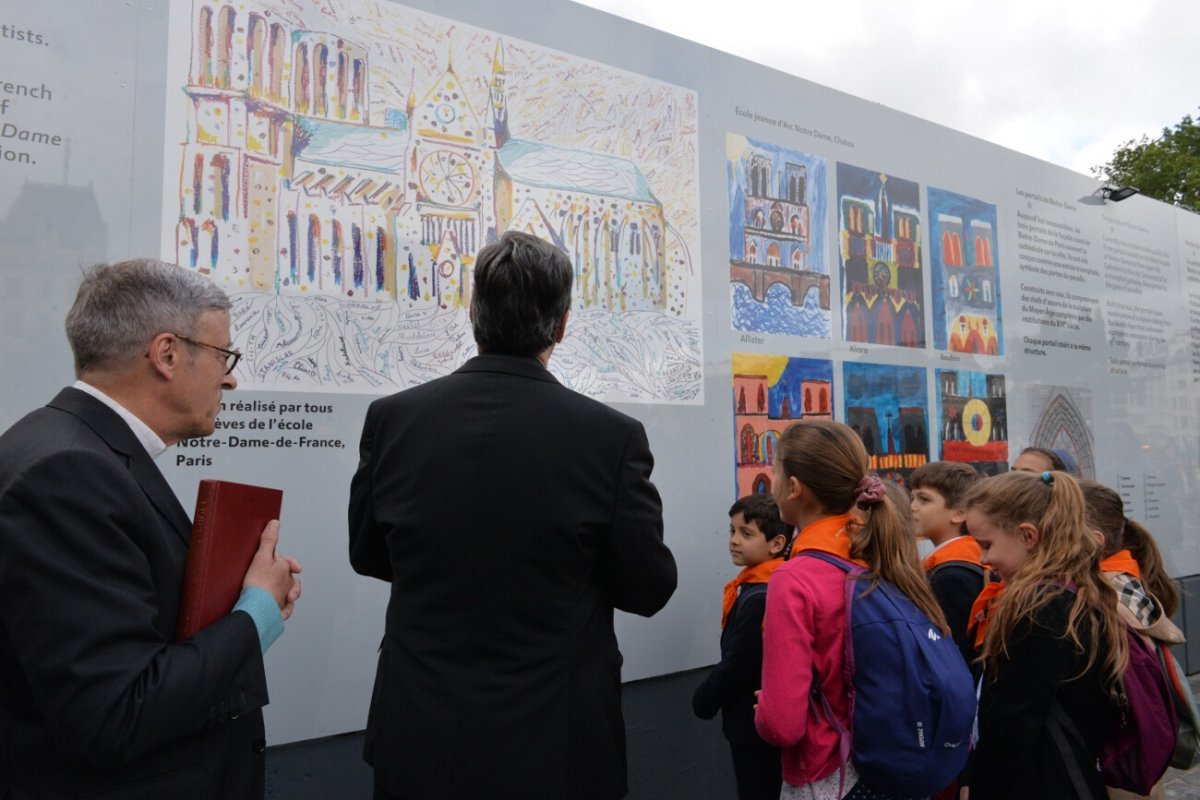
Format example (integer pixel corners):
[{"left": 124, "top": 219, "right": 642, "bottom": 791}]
[
  {"left": 66, "top": 258, "right": 231, "bottom": 377},
  {"left": 470, "top": 231, "right": 573, "bottom": 357}
]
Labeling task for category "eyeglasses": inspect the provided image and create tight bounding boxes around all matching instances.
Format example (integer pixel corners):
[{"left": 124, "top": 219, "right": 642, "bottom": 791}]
[{"left": 173, "top": 334, "right": 242, "bottom": 374}]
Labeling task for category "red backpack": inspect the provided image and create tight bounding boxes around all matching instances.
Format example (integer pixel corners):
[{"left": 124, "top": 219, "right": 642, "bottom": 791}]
[{"left": 1048, "top": 624, "right": 1176, "bottom": 795}]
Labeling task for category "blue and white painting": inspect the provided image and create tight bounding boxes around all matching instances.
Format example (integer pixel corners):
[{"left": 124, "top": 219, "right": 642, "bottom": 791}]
[{"left": 727, "top": 134, "right": 829, "bottom": 338}]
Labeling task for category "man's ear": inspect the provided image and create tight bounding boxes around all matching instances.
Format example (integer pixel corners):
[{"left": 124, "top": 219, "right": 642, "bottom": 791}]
[
  {"left": 145, "top": 332, "right": 180, "bottom": 380},
  {"left": 554, "top": 311, "right": 569, "bottom": 343},
  {"left": 949, "top": 506, "right": 967, "bottom": 525}
]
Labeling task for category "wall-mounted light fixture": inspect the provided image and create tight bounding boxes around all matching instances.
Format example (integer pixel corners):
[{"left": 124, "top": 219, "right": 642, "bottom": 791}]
[
  {"left": 1079, "top": 184, "right": 1139, "bottom": 205},
  {"left": 1098, "top": 185, "right": 1139, "bottom": 202}
]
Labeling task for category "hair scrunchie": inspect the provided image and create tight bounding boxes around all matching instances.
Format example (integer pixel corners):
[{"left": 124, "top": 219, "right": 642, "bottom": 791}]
[
  {"left": 854, "top": 475, "right": 887, "bottom": 508},
  {"left": 1041, "top": 471, "right": 1054, "bottom": 485}
]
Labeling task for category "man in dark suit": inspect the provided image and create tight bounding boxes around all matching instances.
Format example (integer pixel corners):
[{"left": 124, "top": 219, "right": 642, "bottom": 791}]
[
  {"left": 350, "top": 231, "right": 677, "bottom": 800},
  {"left": 0, "top": 259, "right": 302, "bottom": 798}
]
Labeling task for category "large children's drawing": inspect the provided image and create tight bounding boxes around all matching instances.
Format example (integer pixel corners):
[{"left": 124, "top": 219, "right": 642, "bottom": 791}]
[
  {"left": 837, "top": 163, "right": 924, "bottom": 348},
  {"left": 937, "top": 369, "right": 1009, "bottom": 475},
  {"left": 163, "top": 1, "right": 702, "bottom": 402},
  {"left": 726, "top": 135, "right": 829, "bottom": 337},
  {"left": 841, "top": 362, "right": 929, "bottom": 484},
  {"left": 928, "top": 187, "right": 1003, "bottom": 354},
  {"left": 1027, "top": 384, "right": 1095, "bottom": 478},
  {"left": 732, "top": 353, "right": 833, "bottom": 497}
]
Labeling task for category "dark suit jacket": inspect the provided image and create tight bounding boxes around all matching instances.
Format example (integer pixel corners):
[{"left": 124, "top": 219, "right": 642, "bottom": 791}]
[
  {"left": 349, "top": 354, "right": 677, "bottom": 800},
  {"left": 0, "top": 388, "right": 270, "bottom": 799}
]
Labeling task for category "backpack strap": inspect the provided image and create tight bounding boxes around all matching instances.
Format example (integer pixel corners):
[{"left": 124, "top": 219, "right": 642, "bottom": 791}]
[
  {"left": 1046, "top": 702, "right": 1095, "bottom": 800},
  {"left": 798, "top": 549, "right": 860, "bottom": 796},
  {"left": 799, "top": 549, "right": 863, "bottom": 574},
  {"left": 813, "top": 678, "right": 852, "bottom": 798}
]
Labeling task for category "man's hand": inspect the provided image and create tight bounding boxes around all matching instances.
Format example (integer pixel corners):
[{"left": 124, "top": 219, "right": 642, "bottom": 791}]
[{"left": 243, "top": 520, "right": 303, "bottom": 620}]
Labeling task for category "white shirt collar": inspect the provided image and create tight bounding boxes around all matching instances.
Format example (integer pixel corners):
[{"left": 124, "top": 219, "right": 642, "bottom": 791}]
[{"left": 73, "top": 380, "right": 169, "bottom": 460}]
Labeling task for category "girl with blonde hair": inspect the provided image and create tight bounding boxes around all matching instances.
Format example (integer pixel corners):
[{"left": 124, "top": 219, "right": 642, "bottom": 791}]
[
  {"left": 960, "top": 470, "right": 1127, "bottom": 800},
  {"left": 755, "top": 419, "right": 949, "bottom": 799}
]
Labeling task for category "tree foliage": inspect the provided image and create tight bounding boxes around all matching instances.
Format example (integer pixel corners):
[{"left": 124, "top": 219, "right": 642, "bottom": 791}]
[{"left": 1093, "top": 110, "right": 1200, "bottom": 210}]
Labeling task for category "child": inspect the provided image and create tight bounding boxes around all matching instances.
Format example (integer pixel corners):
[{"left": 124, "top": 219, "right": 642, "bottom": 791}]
[
  {"left": 755, "top": 419, "right": 949, "bottom": 798},
  {"left": 1011, "top": 446, "right": 1068, "bottom": 474},
  {"left": 1080, "top": 479, "right": 1179, "bottom": 623},
  {"left": 693, "top": 493, "right": 792, "bottom": 800},
  {"left": 909, "top": 461, "right": 985, "bottom": 668},
  {"left": 960, "top": 471, "right": 1127, "bottom": 800},
  {"left": 1080, "top": 479, "right": 1182, "bottom": 800}
]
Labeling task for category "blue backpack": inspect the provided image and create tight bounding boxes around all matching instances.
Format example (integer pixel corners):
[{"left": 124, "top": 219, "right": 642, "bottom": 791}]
[{"left": 803, "top": 551, "right": 978, "bottom": 796}]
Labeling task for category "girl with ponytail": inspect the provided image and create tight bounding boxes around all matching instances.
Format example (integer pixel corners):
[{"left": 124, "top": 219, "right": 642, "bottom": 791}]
[
  {"left": 1081, "top": 479, "right": 1184, "bottom": 800},
  {"left": 754, "top": 419, "right": 948, "bottom": 799},
  {"left": 1080, "top": 478, "right": 1179, "bottom": 621},
  {"left": 960, "top": 471, "right": 1127, "bottom": 800}
]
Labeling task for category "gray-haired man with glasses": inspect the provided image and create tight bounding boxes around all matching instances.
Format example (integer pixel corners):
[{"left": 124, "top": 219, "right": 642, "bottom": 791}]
[{"left": 0, "top": 258, "right": 301, "bottom": 798}]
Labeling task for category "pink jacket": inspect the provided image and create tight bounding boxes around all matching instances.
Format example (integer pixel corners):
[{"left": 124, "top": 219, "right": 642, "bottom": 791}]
[{"left": 754, "top": 551, "right": 852, "bottom": 787}]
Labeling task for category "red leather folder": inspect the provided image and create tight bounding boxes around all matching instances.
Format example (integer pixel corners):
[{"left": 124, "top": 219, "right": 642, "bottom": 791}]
[{"left": 174, "top": 479, "right": 283, "bottom": 641}]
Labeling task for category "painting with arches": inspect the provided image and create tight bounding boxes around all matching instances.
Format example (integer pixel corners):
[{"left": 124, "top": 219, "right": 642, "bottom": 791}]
[
  {"left": 937, "top": 368, "right": 1009, "bottom": 475},
  {"left": 928, "top": 187, "right": 1003, "bottom": 355},
  {"left": 726, "top": 134, "right": 829, "bottom": 337},
  {"left": 842, "top": 361, "right": 929, "bottom": 484},
  {"left": 1026, "top": 384, "right": 1095, "bottom": 478},
  {"left": 837, "top": 163, "right": 924, "bottom": 348},
  {"left": 732, "top": 353, "right": 833, "bottom": 498}
]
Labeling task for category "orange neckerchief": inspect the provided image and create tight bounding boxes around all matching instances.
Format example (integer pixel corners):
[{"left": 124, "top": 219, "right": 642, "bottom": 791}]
[
  {"left": 967, "top": 581, "right": 1005, "bottom": 648},
  {"left": 922, "top": 536, "right": 983, "bottom": 572},
  {"left": 790, "top": 513, "right": 868, "bottom": 567},
  {"left": 1100, "top": 549, "right": 1142, "bottom": 579},
  {"left": 721, "top": 559, "right": 785, "bottom": 628}
]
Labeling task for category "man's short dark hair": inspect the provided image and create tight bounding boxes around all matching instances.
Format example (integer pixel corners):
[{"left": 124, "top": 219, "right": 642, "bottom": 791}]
[
  {"left": 470, "top": 231, "right": 573, "bottom": 357},
  {"left": 908, "top": 461, "right": 981, "bottom": 510},
  {"left": 728, "top": 493, "right": 793, "bottom": 548}
]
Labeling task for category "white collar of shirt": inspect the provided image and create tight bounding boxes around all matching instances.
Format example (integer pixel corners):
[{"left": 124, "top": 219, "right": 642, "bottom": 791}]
[
  {"left": 73, "top": 380, "right": 169, "bottom": 460},
  {"left": 927, "top": 535, "right": 969, "bottom": 556}
]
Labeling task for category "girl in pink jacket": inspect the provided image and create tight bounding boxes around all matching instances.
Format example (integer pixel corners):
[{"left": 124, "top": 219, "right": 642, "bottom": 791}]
[{"left": 755, "top": 419, "right": 949, "bottom": 799}]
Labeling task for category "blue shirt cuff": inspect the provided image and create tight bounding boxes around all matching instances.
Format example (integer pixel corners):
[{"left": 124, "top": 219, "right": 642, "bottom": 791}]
[{"left": 233, "top": 586, "right": 285, "bottom": 654}]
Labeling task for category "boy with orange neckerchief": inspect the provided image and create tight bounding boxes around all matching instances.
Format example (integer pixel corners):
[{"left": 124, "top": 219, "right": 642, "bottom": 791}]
[
  {"left": 693, "top": 493, "right": 792, "bottom": 800},
  {"left": 909, "top": 461, "right": 985, "bottom": 668}
]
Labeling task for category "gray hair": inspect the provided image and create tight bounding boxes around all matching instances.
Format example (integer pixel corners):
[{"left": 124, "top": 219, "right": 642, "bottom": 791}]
[{"left": 65, "top": 259, "right": 231, "bottom": 375}]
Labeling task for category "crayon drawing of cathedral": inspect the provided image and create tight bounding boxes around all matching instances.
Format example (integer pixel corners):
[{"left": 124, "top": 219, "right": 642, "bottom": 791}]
[
  {"left": 928, "top": 187, "right": 1003, "bottom": 355},
  {"left": 837, "top": 163, "right": 925, "bottom": 348},
  {"left": 165, "top": 0, "right": 701, "bottom": 401},
  {"left": 726, "top": 135, "right": 829, "bottom": 337}
]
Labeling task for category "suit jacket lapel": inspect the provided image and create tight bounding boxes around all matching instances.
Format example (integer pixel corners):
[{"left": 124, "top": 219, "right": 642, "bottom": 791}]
[{"left": 48, "top": 388, "right": 193, "bottom": 544}]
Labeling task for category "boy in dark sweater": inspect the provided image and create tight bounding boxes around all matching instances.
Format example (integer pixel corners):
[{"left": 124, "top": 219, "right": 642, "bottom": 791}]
[
  {"left": 692, "top": 494, "right": 792, "bottom": 800},
  {"left": 909, "top": 461, "right": 985, "bottom": 670}
]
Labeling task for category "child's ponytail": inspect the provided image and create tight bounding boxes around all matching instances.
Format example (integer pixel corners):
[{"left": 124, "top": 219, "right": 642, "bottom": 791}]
[
  {"left": 776, "top": 419, "right": 948, "bottom": 633},
  {"left": 1123, "top": 519, "right": 1178, "bottom": 618},
  {"left": 852, "top": 486, "right": 951, "bottom": 634},
  {"left": 1080, "top": 479, "right": 1179, "bottom": 618}
]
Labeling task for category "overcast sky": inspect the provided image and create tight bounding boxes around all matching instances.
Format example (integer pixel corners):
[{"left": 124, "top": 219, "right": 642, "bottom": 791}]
[{"left": 571, "top": 0, "right": 1197, "bottom": 177}]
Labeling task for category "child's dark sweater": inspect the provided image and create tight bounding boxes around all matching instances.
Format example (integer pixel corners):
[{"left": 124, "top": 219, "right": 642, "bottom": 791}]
[{"left": 692, "top": 582, "right": 776, "bottom": 748}]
